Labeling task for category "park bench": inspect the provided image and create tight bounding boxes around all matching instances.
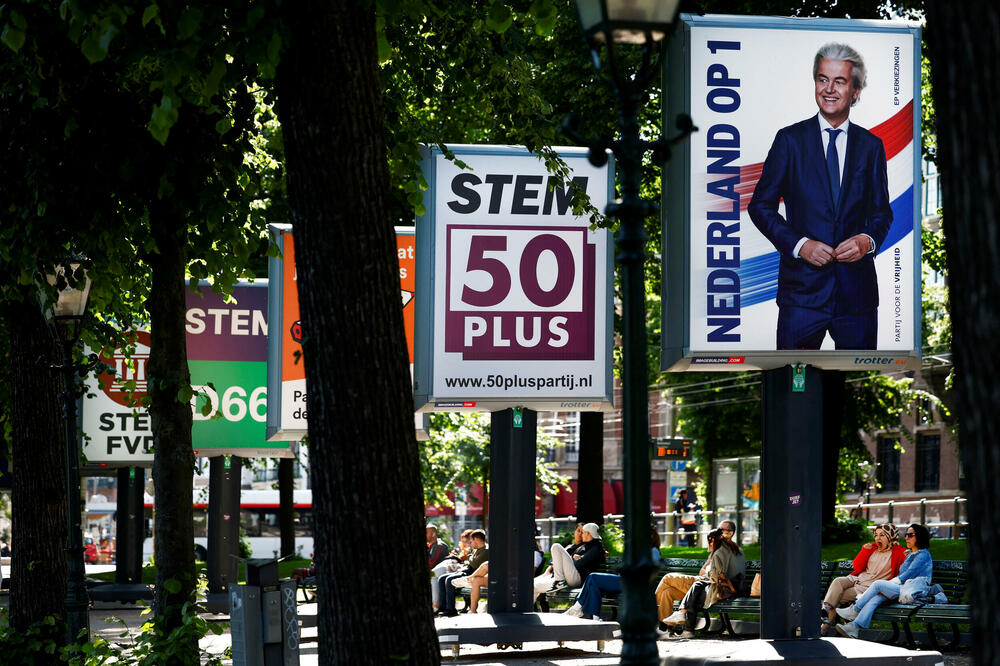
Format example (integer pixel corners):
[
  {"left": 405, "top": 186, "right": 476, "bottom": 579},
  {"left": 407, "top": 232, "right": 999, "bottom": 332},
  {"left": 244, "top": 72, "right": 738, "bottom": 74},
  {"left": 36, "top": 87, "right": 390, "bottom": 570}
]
[
  {"left": 842, "top": 558, "right": 968, "bottom": 650},
  {"left": 706, "top": 558, "right": 967, "bottom": 650},
  {"left": 460, "top": 550, "right": 968, "bottom": 651},
  {"left": 296, "top": 575, "right": 318, "bottom": 603},
  {"left": 454, "top": 555, "right": 629, "bottom": 614},
  {"left": 453, "top": 558, "right": 620, "bottom": 613},
  {"left": 542, "top": 557, "right": 707, "bottom": 621},
  {"left": 539, "top": 556, "right": 628, "bottom": 615}
]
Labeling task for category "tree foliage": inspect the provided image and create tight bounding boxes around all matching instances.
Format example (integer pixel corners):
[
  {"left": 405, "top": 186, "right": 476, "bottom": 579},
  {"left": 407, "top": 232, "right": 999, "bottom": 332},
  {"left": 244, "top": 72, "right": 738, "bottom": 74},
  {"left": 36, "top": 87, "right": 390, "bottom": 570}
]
[
  {"left": 421, "top": 412, "right": 569, "bottom": 512},
  {"left": 0, "top": 0, "right": 282, "bottom": 644}
]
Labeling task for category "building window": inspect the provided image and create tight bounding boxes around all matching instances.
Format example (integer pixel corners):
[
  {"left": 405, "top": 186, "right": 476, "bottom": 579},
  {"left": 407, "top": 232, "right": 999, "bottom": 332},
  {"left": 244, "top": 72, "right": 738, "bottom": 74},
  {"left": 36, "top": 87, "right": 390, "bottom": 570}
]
[
  {"left": 876, "top": 437, "right": 900, "bottom": 493},
  {"left": 563, "top": 413, "right": 580, "bottom": 464},
  {"left": 915, "top": 433, "right": 941, "bottom": 492}
]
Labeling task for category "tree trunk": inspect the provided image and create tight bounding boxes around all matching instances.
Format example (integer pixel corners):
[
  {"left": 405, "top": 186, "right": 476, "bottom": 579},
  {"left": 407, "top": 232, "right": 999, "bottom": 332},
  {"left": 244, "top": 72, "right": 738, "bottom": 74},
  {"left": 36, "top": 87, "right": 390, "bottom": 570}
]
[
  {"left": 7, "top": 296, "right": 67, "bottom": 637},
  {"left": 276, "top": 2, "right": 439, "bottom": 663},
  {"left": 821, "top": 370, "right": 845, "bottom": 526},
  {"left": 147, "top": 203, "right": 196, "bottom": 646},
  {"left": 576, "top": 411, "right": 605, "bottom": 525},
  {"left": 279, "top": 457, "right": 295, "bottom": 558},
  {"left": 925, "top": 5, "right": 1000, "bottom": 664}
]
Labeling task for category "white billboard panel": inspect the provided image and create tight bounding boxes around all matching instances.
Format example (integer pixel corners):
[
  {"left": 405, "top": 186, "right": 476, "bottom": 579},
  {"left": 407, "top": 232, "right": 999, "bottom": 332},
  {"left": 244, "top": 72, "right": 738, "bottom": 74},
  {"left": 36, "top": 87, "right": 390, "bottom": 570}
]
[
  {"left": 661, "top": 15, "right": 922, "bottom": 372},
  {"left": 413, "top": 145, "right": 615, "bottom": 412}
]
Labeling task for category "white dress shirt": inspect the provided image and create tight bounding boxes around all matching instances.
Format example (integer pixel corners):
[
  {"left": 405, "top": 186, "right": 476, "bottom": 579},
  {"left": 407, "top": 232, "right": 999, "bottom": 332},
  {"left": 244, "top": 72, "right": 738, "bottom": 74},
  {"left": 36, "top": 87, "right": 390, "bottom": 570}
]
[{"left": 792, "top": 116, "right": 874, "bottom": 259}]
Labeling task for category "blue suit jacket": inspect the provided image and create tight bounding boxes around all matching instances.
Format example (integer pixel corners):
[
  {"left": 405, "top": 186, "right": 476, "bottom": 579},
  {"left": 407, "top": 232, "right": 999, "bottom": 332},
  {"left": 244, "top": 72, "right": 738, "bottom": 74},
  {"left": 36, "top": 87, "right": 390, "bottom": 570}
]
[{"left": 748, "top": 115, "right": 893, "bottom": 313}]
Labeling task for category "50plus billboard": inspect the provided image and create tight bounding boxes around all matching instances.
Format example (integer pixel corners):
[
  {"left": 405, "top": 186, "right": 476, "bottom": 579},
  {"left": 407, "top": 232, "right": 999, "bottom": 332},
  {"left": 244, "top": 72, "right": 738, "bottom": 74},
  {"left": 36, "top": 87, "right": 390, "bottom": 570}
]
[
  {"left": 661, "top": 15, "right": 922, "bottom": 372},
  {"left": 413, "top": 145, "right": 615, "bottom": 412}
]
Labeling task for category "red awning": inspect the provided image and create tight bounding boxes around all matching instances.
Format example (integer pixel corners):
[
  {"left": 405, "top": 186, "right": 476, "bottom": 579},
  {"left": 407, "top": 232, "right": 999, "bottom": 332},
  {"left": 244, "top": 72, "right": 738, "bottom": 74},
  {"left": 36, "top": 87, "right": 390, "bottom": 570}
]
[
  {"left": 553, "top": 480, "right": 578, "bottom": 516},
  {"left": 603, "top": 481, "right": 617, "bottom": 514},
  {"left": 425, "top": 491, "right": 456, "bottom": 516},
  {"left": 650, "top": 480, "right": 667, "bottom": 513}
]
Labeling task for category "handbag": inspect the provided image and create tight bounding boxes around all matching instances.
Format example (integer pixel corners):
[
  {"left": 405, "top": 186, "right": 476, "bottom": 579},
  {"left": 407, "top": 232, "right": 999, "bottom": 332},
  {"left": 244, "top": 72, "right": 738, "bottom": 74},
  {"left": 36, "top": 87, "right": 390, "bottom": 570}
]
[{"left": 716, "top": 572, "right": 742, "bottom": 600}]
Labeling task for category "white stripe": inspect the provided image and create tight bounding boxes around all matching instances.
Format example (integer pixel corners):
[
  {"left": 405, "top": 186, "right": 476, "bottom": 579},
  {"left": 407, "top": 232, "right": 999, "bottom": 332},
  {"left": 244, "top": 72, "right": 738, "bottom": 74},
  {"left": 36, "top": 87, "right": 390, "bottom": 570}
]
[{"left": 886, "top": 141, "right": 914, "bottom": 202}]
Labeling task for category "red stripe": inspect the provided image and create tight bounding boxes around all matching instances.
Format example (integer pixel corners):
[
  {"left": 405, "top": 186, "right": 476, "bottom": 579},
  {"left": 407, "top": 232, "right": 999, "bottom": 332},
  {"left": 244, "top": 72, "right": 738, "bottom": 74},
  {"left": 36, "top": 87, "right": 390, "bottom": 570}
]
[
  {"left": 870, "top": 99, "right": 913, "bottom": 161},
  {"left": 708, "top": 102, "right": 914, "bottom": 213}
]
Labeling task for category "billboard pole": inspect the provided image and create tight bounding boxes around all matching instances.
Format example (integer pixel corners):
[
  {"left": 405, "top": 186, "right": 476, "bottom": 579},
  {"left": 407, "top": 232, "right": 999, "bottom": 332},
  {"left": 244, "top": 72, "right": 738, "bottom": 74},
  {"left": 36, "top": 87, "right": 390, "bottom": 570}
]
[
  {"left": 760, "top": 366, "right": 823, "bottom": 639},
  {"left": 488, "top": 408, "right": 537, "bottom": 613},
  {"left": 115, "top": 466, "right": 145, "bottom": 585},
  {"left": 206, "top": 455, "right": 241, "bottom": 612}
]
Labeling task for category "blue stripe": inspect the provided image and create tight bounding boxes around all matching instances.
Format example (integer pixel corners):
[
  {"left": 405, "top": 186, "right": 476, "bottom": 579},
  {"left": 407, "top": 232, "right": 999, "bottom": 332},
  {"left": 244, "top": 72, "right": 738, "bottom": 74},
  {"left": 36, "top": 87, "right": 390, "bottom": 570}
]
[{"left": 735, "top": 186, "right": 914, "bottom": 307}]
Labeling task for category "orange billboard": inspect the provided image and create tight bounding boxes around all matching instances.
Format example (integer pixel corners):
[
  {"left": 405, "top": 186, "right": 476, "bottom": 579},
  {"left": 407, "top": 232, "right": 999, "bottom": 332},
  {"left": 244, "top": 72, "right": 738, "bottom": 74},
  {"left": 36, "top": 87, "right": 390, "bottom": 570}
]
[{"left": 267, "top": 224, "right": 416, "bottom": 440}]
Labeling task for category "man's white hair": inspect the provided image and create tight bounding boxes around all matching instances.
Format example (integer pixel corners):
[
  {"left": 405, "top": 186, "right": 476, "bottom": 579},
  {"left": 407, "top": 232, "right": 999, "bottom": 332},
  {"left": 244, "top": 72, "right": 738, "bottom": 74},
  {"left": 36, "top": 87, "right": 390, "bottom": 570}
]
[{"left": 814, "top": 42, "right": 867, "bottom": 92}]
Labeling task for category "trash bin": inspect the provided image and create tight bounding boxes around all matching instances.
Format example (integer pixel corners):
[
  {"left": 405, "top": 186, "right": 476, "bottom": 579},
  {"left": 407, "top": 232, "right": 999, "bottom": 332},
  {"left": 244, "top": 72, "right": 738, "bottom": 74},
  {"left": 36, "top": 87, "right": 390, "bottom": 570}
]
[{"left": 230, "top": 557, "right": 299, "bottom": 666}]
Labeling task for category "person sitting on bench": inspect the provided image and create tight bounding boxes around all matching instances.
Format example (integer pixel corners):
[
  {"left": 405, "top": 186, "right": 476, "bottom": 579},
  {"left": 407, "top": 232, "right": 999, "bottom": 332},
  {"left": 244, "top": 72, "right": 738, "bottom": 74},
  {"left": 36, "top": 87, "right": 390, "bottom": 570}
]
[
  {"left": 436, "top": 529, "right": 488, "bottom": 616},
  {"left": 836, "top": 523, "right": 932, "bottom": 639},
  {"left": 564, "top": 525, "right": 662, "bottom": 619},
  {"left": 820, "top": 523, "right": 905, "bottom": 635},
  {"left": 663, "top": 527, "right": 745, "bottom": 636},
  {"left": 655, "top": 520, "right": 736, "bottom": 627}
]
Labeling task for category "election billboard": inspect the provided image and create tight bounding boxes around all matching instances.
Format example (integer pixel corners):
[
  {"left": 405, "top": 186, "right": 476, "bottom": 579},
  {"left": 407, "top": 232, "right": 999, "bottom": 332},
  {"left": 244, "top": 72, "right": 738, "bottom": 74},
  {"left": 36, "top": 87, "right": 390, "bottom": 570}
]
[
  {"left": 412, "top": 145, "right": 615, "bottom": 412},
  {"left": 265, "top": 225, "right": 305, "bottom": 441},
  {"left": 266, "top": 224, "right": 420, "bottom": 440},
  {"left": 661, "top": 15, "right": 922, "bottom": 372},
  {"left": 81, "top": 281, "right": 292, "bottom": 464}
]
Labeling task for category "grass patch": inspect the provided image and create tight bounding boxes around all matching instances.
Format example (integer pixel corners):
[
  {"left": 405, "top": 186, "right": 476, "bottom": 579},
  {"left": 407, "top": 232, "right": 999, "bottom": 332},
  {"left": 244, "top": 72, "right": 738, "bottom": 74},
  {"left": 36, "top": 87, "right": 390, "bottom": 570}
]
[{"left": 87, "top": 558, "right": 313, "bottom": 586}]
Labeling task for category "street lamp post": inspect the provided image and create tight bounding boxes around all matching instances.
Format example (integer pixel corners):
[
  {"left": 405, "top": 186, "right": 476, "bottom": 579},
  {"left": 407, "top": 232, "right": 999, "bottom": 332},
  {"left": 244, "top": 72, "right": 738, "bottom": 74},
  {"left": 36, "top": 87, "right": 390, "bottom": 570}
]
[
  {"left": 41, "top": 262, "right": 95, "bottom": 644},
  {"left": 568, "top": 2, "right": 689, "bottom": 663}
]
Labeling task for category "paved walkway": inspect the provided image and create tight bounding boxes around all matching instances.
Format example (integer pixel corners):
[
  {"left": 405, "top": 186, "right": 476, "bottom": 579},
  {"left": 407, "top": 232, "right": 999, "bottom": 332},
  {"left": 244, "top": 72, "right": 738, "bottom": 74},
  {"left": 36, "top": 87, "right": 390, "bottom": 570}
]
[{"left": 83, "top": 603, "right": 971, "bottom": 665}]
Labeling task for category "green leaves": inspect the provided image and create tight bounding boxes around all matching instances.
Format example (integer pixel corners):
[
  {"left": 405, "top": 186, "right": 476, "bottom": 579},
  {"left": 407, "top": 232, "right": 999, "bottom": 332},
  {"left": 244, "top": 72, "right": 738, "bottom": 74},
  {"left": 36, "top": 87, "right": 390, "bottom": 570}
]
[
  {"left": 142, "top": 4, "right": 160, "bottom": 28},
  {"left": 486, "top": 3, "right": 513, "bottom": 33},
  {"left": 1, "top": 10, "right": 27, "bottom": 52},
  {"left": 80, "top": 20, "right": 120, "bottom": 63},
  {"left": 177, "top": 7, "right": 203, "bottom": 40},
  {"left": 204, "top": 59, "right": 227, "bottom": 99},
  {"left": 530, "top": 0, "right": 558, "bottom": 35},
  {"left": 176, "top": 383, "right": 194, "bottom": 406},
  {"left": 258, "top": 32, "right": 282, "bottom": 79},
  {"left": 376, "top": 13, "right": 392, "bottom": 64},
  {"left": 149, "top": 89, "right": 181, "bottom": 145}
]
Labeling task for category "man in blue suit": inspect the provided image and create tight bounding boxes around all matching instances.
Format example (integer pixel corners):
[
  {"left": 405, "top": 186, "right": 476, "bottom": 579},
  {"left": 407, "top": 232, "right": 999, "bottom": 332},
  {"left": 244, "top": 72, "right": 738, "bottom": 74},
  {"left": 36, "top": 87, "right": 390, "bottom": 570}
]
[{"left": 748, "top": 43, "right": 892, "bottom": 350}]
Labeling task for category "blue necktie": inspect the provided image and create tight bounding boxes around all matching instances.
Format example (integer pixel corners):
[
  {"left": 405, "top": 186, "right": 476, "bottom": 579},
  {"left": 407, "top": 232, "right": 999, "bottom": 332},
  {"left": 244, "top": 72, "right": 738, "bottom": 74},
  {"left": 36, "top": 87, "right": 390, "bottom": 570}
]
[{"left": 826, "top": 128, "right": 841, "bottom": 206}]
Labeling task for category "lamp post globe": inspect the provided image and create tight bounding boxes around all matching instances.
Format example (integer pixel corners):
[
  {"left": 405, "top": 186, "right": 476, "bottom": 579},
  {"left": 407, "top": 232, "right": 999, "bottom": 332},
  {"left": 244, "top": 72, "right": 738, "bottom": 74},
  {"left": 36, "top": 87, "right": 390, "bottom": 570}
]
[
  {"left": 42, "top": 261, "right": 94, "bottom": 645},
  {"left": 575, "top": 0, "right": 682, "bottom": 44},
  {"left": 570, "top": 2, "right": 684, "bottom": 663}
]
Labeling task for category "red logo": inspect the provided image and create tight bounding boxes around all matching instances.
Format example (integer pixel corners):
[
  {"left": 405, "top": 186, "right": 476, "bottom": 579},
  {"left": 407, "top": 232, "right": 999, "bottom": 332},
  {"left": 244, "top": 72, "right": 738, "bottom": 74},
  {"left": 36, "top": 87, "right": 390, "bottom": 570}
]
[{"left": 96, "top": 331, "right": 151, "bottom": 407}]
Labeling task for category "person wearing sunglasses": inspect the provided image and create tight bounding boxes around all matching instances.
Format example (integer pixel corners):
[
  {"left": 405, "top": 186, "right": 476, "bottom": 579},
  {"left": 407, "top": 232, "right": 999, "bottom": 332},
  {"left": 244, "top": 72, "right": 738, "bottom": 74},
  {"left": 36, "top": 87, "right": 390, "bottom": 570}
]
[
  {"left": 820, "top": 523, "right": 906, "bottom": 635},
  {"left": 836, "top": 523, "right": 932, "bottom": 638}
]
